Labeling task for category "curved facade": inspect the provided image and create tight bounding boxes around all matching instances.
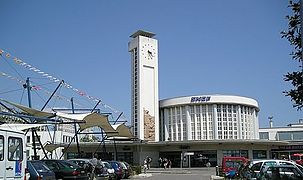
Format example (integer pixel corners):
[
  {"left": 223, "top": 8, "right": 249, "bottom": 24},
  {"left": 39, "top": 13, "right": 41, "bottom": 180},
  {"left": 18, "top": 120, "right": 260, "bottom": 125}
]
[{"left": 159, "top": 95, "right": 260, "bottom": 141}]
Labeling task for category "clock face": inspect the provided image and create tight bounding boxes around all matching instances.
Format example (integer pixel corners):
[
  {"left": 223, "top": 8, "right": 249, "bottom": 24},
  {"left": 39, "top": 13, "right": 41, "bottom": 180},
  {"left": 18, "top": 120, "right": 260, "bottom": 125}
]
[{"left": 142, "top": 43, "right": 156, "bottom": 60}]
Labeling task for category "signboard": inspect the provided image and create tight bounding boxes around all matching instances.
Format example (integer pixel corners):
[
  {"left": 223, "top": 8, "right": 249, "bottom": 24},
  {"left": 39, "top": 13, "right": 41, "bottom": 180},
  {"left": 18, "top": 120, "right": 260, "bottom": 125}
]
[
  {"left": 190, "top": 96, "right": 211, "bottom": 103},
  {"left": 184, "top": 152, "right": 194, "bottom": 156}
]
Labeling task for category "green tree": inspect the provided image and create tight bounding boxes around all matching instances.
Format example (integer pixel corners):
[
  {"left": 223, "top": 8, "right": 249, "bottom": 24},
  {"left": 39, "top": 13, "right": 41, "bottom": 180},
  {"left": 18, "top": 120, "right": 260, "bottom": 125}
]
[
  {"left": 80, "top": 135, "right": 99, "bottom": 142},
  {"left": 281, "top": 0, "right": 302, "bottom": 110}
]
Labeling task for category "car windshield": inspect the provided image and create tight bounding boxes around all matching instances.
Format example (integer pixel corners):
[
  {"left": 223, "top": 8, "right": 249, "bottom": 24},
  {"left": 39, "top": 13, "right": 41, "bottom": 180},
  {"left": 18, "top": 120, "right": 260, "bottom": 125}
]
[
  {"left": 225, "top": 161, "right": 241, "bottom": 168},
  {"left": 251, "top": 162, "right": 263, "bottom": 171},
  {"left": 110, "top": 162, "right": 119, "bottom": 169},
  {"left": 103, "top": 162, "right": 112, "bottom": 169},
  {"left": 291, "top": 156, "right": 302, "bottom": 161},
  {"left": 296, "top": 164, "right": 303, "bottom": 172},
  {"left": 31, "top": 161, "right": 51, "bottom": 172},
  {"left": 61, "top": 161, "right": 81, "bottom": 169},
  {"left": 120, "top": 162, "right": 127, "bottom": 169},
  {"left": 43, "top": 160, "right": 71, "bottom": 170}
]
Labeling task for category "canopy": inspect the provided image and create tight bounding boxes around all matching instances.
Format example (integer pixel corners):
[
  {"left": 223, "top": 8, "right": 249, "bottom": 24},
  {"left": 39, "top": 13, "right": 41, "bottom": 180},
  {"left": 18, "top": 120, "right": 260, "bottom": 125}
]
[
  {"left": 0, "top": 100, "right": 129, "bottom": 136},
  {"left": 1, "top": 99, "right": 54, "bottom": 118},
  {"left": 44, "top": 143, "right": 66, "bottom": 152},
  {"left": 55, "top": 112, "right": 91, "bottom": 121},
  {"left": 56, "top": 112, "right": 116, "bottom": 133},
  {"left": 108, "top": 124, "right": 133, "bottom": 138},
  {"left": 0, "top": 123, "right": 49, "bottom": 131}
]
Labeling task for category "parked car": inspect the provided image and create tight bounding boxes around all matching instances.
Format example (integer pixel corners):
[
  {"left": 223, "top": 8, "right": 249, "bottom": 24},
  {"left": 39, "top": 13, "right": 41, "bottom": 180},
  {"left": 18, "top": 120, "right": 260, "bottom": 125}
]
[
  {"left": 41, "top": 159, "right": 89, "bottom": 180},
  {"left": 108, "top": 161, "right": 124, "bottom": 180},
  {"left": 120, "top": 161, "right": 132, "bottom": 179},
  {"left": 93, "top": 162, "right": 109, "bottom": 180},
  {"left": 68, "top": 159, "right": 94, "bottom": 178},
  {"left": 258, "top": 164, "right": 303, "bottom": 180},
  {"left": 27, "top": 160, "right": 56, "bottom": 180},
  {"left": 221, "top": 156, "right": 249, "bottom": 178},
  {"left": 250, "top": 159, "right": 303, "bottom": 178},
  {"left": 102, "top": 161, "right": 116, "bottom": 180}
]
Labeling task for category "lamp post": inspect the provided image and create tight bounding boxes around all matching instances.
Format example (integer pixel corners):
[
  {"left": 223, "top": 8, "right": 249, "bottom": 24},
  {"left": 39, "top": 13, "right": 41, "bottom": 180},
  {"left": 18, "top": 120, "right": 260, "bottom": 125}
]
[{"left": 268, "top": 116, "right": 273, "bottom": 128}]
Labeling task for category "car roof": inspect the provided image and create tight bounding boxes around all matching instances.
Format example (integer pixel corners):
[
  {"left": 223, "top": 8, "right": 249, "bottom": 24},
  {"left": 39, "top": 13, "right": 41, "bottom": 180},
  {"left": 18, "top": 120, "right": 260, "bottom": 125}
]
[
  {"left": 252, "top": 159, "right": 294, "bottom": 164},
  {"left": 68, "top": 159, "right": 90, "bottom": 162},
  {"left": 265, "top": 164, "right": 297, "bottom": 168}
]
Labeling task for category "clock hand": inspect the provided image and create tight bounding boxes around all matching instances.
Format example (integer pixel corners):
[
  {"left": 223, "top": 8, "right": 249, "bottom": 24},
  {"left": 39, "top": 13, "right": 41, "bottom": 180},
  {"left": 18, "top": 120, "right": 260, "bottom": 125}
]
[{"left": 148, "top": 50, "right": 154, "bottom": 57}]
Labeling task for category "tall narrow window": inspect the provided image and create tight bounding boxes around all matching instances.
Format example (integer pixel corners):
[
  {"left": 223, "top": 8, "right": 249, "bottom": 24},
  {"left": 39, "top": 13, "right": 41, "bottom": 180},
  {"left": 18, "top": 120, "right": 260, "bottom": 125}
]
[{"left": 8, "top": 137, "right": 23, "bottom": 161}]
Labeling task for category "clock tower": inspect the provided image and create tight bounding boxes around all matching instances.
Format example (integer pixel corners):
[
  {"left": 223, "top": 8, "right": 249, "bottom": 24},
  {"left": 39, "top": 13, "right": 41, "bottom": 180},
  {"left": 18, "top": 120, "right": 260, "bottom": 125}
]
[{"left": 128, "top": 30, "right": 159, "bottom": 142}]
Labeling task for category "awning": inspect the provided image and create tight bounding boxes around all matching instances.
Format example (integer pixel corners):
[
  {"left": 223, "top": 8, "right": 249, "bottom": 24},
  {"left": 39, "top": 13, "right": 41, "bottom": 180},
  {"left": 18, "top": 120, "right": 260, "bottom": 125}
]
[
  {"left": 56, "top": 112, "right": 91, "bottom": 121},
  {"left": 0, "top": 123, "right": 49, "bottom": 131},
  {"left": 44, "top": 143, "right": 66, "bottom": 152},
  {"left": 1, "top": 100, "right": 54, "bottom": 118},
  {"left": 108, "top": 124, "right": 133, "bottom": 138},
  {"left": 56, "top": 112, "right": 116, "bottom": 133}
]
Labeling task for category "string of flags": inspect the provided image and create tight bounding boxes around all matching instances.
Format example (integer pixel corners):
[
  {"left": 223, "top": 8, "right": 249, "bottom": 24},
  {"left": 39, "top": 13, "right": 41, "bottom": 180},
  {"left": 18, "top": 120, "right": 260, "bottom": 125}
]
[
  {"left": 0, "top": 49, "right": 120, "bottom": 114},
  {"left": 0, "top": 71, "right": 82, "bottom": 107},
  {"left": 0, "top": 71, "right": 24, "bottom": 84}
]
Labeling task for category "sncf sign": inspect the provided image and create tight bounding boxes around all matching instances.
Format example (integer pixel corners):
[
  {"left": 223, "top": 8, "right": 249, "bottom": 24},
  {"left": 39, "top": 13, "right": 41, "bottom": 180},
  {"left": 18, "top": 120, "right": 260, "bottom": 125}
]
[{"left": 190, "top": 96, "right": 211, "bottom": 103}]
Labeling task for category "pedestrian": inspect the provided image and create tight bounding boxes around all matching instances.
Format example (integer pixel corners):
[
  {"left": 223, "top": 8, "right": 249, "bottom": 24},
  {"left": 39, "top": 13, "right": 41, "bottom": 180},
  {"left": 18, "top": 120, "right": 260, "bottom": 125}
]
[
  {"left": 168, "top": 159, "right": 172, "bottom": 168},
  {"left": 163, "top": 158, "right": 168, "bottom": 169},
  {"left": 158, "top": 157, "right": 162, "bottom": 168},
  {"left": 147, "top": 156, "right": 152, "bottom": 169},
  {"left": 143, "top": 159, "right": 148, "bottom": 173},
  {"left": 206, "top": 161, "right": 211, "bottom": 168}
]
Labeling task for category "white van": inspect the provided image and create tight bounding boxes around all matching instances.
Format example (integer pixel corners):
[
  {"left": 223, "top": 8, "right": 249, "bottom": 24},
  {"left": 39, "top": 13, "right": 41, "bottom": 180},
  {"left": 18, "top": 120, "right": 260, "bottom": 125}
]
[{"left": 0, "top": 126, "right": 27, "bottom": 179}]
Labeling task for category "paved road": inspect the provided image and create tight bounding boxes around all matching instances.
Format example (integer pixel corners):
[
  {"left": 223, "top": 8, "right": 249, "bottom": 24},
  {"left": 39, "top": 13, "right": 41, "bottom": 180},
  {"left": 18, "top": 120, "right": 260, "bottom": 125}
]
[{"left": 131, "top": 167, "right": 218, "bottom": 180}]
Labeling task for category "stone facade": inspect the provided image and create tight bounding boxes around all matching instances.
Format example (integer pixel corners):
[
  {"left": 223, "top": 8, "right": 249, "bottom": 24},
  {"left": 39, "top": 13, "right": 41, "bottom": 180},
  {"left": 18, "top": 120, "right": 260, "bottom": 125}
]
[{"left": 144, "top": 109, "right": 155, "bottom": 141}]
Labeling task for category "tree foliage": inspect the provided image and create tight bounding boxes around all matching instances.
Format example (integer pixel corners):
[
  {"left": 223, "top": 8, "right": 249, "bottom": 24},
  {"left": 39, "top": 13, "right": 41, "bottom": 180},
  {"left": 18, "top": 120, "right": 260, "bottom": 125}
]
[
  {"left": 281, "top": 0, "right": 302, "bottom": 110},
  {"left": 80, "top": 135, "right": 99, "bottom": 142}
]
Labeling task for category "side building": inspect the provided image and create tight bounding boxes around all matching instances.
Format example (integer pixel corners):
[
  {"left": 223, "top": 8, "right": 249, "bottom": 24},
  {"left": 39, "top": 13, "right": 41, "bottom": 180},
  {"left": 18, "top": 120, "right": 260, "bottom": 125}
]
[
  {"left": 259, "top": 120, "right": 303, "bottom": 160},
  {"left": 159, "top": 95, "right": 260, "bottom": 141}
]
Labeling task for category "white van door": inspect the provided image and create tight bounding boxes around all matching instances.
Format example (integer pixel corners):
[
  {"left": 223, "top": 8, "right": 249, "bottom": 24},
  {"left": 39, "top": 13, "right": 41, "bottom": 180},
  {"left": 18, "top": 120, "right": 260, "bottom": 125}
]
[
  {"left": 5, "top": 130, "right": 25, "bottom": 179},
  {"left": 0, "top": 133, "right": 5, "bottom": 179}
]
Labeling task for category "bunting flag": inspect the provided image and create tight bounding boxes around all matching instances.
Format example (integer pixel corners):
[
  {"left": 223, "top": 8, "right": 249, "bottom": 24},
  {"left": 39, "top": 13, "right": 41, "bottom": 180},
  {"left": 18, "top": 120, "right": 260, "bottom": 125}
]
[
  {"left": 0, "top": 71, "right": 82, "bottom": 107},
  {"left": 32, "top": 86, "right": 42, "bottom": 90},
  {"left": 0, "top": 71, "right": 24, "bottom": 84},
  {"left": 0, "top": 49, "right": 120, "bottom": 114}
]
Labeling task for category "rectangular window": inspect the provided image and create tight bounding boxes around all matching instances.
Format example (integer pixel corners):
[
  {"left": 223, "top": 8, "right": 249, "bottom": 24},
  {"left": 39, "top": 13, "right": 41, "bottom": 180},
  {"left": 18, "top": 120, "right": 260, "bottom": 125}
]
[
  {"left": 293, "top": 131, "right": 303, "bottom": 140},
  {"left": 253, "top": 150, "right": 267, "bottom": 159},
  {"left": 8, "top": 137, "right": 23, "bottom": 161},
  {"left": 223, "top": 150, "right": 248, "bottom": 158},
  {"left": 0, "top": 136, "right": 3, "bottom": 161},
  {"left": 278, "top": 132, "right": 292, "bottom": 140},
  {"left": 259, "top": 132, "right": 269, "bottom": 140}
]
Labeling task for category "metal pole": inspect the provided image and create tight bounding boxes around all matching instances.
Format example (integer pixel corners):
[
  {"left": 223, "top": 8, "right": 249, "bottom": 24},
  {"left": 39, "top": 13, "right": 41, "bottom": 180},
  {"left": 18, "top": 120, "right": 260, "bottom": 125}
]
[
  {"left": 180, "top": 152, "right": 183, "bottom": 168},
  {"left": 41, "top": 80, "right": 64, "bottom": 111},
  {"left": 189, "top": 155, "right": 191, "bottom": 169},
  {"left": 113, "top": 112, "right": 123, "bottom": 125},
  {"left": 26, "top": 78, "right": 32, "bottom": 109},
  {"left": 71, "top": 98, "right": 80, "bottom": 157},
  {"left": 114, "top": 138, "right": 117, "bottom": 161},
  {"left": 34, "top": 130, "right": 48, "bottom": 159},
  {"left": 91, "top": 100, "right": 101, "bottom": 113},
  {"left": 25, "top": 78, "right": 38, "bottom": 160},
  {"left": 59, "top": 129, "right": 80, "bottom": 159}
]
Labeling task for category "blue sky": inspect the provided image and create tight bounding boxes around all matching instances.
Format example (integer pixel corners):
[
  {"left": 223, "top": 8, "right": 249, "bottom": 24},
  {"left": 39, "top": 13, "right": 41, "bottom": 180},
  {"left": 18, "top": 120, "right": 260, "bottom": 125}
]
[{"left": 0, "top": 0, "right": 301, "bottom": 128}]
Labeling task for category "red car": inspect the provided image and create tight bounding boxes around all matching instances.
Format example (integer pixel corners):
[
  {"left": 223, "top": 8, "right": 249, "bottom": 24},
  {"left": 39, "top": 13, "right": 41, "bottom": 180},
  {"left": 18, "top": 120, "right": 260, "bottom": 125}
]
[
  {"left": 221, "top": 156, "right": 248, "bottom": 177},
  {"left": 291, "top": 153, "right": 303, "bottom": 165}
]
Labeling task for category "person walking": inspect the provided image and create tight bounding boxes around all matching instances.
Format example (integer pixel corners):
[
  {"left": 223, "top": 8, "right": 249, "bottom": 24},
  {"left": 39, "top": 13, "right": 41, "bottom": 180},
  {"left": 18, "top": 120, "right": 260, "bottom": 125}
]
[
  {"left": 143, "top": 159, "right": 148, "bottom": 174},
  {"left": 158, "top": 157, "right": 162, "bottom": 168}
]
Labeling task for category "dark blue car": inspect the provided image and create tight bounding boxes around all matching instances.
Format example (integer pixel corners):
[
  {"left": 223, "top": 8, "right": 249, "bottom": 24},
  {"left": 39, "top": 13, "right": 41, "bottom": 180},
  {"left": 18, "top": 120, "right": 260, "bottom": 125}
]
[{"left": 27, "top": 160, "right": 56, "bottom": 180}]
